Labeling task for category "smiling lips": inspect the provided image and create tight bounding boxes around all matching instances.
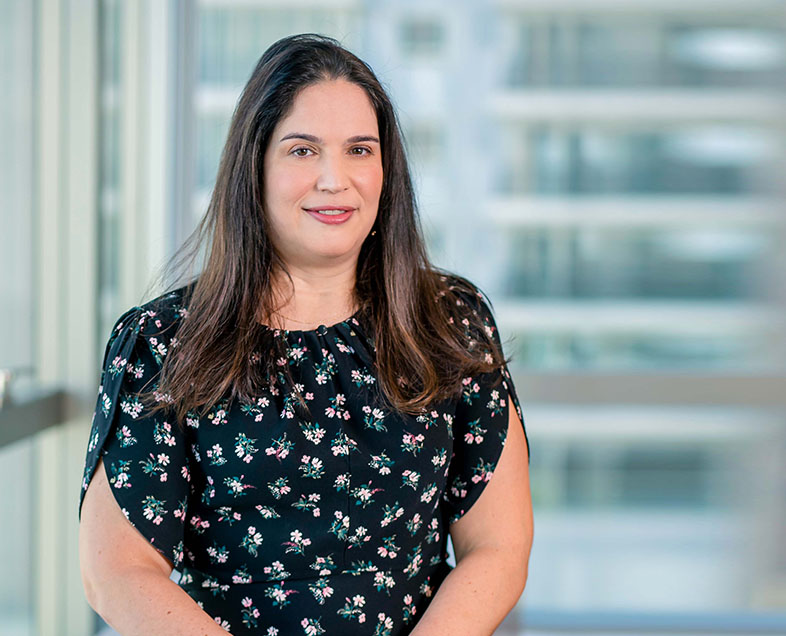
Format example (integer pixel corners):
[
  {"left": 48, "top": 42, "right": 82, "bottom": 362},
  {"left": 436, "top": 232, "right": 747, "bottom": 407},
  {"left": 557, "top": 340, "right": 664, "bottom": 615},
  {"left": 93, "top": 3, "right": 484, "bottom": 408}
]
[
  {"left": 304, "top": 206, "right": 356, "bottom": 224},
  {"left": 305, "top": 205, "right": 355, "bottom": 212}
]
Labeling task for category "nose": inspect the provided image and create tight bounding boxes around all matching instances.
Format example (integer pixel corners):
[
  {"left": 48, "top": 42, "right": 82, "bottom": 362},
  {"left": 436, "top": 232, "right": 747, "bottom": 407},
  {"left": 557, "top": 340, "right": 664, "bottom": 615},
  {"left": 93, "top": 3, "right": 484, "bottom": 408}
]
[{"left": 316, "top": 151, "right": 350, "bottom": 193}]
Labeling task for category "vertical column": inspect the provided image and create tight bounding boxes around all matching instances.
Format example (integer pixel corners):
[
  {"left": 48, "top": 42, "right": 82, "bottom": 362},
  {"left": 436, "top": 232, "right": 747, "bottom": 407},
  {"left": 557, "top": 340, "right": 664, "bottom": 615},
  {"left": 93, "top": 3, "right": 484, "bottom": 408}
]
[{"left": 35, "top": 0, "right": 100, "bottom": 634}]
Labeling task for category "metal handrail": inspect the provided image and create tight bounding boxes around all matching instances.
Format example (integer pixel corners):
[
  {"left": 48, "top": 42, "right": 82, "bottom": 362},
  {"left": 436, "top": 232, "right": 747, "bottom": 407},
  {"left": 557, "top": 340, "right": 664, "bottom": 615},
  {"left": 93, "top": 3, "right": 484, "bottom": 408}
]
[{"left": 0, "top": 387, "right": 73, "bottom": 449}]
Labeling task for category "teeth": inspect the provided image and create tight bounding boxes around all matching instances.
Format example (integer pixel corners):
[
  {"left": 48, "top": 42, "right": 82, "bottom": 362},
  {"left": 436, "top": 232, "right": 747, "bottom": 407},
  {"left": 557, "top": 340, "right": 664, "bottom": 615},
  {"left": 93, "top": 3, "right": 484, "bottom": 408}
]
[{"left": 314, "top": 209, "right": 350, "bottom": 215}]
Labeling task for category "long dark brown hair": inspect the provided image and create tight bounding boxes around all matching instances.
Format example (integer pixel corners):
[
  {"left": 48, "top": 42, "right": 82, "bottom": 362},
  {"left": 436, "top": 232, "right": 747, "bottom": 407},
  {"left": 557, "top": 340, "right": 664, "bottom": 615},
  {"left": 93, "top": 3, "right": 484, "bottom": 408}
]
[{"left": 143, "top": 33, "right": 509, "bottom": 427}]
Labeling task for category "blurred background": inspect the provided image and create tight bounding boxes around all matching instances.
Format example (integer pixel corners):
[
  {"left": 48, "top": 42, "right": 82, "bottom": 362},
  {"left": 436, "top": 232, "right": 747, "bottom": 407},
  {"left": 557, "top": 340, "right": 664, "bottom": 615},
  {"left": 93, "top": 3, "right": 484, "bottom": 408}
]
[{"left": 2, "top": 0, "right": 786, "bottom": 634}]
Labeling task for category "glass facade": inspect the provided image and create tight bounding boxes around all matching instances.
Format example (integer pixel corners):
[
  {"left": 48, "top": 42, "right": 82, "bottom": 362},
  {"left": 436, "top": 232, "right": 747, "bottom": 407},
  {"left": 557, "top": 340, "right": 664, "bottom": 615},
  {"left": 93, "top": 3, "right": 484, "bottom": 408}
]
[
  {"left": 497, "top": 124, "right": 776, "bottom": 195},
  {"left": 505, "top": 17, "right": 786, "bottom": 88}
]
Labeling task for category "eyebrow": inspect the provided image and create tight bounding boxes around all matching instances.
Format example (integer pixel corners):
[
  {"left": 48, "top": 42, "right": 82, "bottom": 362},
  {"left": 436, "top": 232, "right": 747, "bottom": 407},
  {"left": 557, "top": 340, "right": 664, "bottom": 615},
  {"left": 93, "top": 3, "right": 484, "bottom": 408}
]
[{"left": 279, "top": 132, "right": 380, "bottom": 145}]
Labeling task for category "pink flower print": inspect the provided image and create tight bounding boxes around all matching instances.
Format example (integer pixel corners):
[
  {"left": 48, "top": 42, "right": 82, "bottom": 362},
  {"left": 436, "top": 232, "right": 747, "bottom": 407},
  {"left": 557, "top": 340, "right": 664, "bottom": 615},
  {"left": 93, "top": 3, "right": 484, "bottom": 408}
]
[
  {"left": 189, "top": 516, "right": 210, "bottom": 533},
  {"left": 149, "top": 337, "right": 168, "bottom": 358},
  {"left": 109, "top": 355, "right": 126, "bottom": 376},
  {"left": 402, "top": 593, "right": 417, "bottom": 623},
  {"left": 212, "top": 616, "right": 231, "bottom": 631},
  {"left": 152, "top": 388, "right": 174, "bottom": 404},
  {"left": 113, "top": 472, "right": 129, "bottom": 489},
  {"left": 209, "top": 407, "right": 227, "bottom": 426}
]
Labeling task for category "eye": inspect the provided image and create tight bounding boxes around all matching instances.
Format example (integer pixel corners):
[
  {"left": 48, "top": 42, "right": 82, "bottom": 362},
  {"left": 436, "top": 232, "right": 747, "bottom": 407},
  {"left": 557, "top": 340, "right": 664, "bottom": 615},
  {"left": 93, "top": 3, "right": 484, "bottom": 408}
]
[
  {"left": 350, "top": 146, "right": 373, "bottom": 156},
  {"left": 291, "top": 146, "right": 314, "bottom": 157}
]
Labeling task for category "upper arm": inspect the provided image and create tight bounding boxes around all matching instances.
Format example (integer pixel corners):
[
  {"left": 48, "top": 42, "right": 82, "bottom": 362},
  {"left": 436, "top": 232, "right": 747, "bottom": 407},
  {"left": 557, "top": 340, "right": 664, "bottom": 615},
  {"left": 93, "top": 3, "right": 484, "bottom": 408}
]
[
  {"left": 449, "top": 402, "right": 533, "bottom": 566},
  {"left": 79, "top": 456, "right": 174, "bottom": 601},
  {"left": 78, "top": 303, "right": 190, "bottom": 604}
]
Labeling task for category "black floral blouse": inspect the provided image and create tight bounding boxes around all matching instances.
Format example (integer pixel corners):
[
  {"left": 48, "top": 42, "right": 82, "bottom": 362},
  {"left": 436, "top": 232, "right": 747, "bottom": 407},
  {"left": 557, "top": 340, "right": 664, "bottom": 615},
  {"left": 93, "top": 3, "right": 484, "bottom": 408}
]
[{"left": 78, "top": 278, "right": 529, "bottom": 635}]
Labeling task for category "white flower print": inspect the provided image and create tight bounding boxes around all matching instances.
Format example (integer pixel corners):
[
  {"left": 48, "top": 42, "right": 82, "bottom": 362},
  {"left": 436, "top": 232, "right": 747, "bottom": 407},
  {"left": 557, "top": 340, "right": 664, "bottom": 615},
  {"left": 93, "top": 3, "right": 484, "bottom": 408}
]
[
  {"left": 282, "top": 529, "right": 311, "bottom": 555},
  {"left": 299, "top": 455, "right": 325, "bottom": 479},
  {"left": 301, "top": 617, "right": 326, "bottom": 635},
  {"left": 119, "top": 396, "right": 143, "bottom": 419}
]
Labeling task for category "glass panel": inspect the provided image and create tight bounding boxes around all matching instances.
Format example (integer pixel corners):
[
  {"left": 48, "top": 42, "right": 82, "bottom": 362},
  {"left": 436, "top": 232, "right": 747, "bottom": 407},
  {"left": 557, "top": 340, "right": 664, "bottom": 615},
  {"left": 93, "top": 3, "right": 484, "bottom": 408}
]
[
  {"left": 199, "top": 8, "right": 302, "bottom": 87},
  {"left": 495, "top": 7, "right": 785, "bottom": 625},
  {"left": 526, "top": 409, "right": 782, "bottom": 614},
  {"left": 0, "top": 0, "right": 35, "bottom": 391},
  {"left": 0, "top": 45, "right": 38, "bottom": 636},
  {"left": 0, "top": 439, "right": 35, "bottom": 636},
  {"left": 667, "top": 25, "right": 786, "bottom": 87},
  {"left": 505, "top": 17, "right": 786, "bottom": 88},
  {"left": 509, "top": 329, "right": 773, "bottom": 372},
  {"left": 195, "top": 112, "right": 230, "bottom": 191},
  {"left": 497, "top": 124, "right": 777, "bottom": 195},
  {"left": 503, "top": 228, "right": 771, "bottom": 300},
  {"left": 399, "top": 17, "right": 445, "bottom": 59}
]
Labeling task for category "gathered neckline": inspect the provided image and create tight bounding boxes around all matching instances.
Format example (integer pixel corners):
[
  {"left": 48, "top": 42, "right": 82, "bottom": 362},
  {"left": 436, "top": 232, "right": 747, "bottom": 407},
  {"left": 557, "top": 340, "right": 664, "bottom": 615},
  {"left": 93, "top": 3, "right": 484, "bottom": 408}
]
[{"left": 257, "top": 308, "right": 363, "bottom": 336}]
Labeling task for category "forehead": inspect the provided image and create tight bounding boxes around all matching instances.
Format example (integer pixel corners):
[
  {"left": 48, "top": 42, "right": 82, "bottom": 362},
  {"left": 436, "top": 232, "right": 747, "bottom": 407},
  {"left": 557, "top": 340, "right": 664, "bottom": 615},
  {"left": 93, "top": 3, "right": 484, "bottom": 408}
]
[{"left": 277, "top": 79, "right": 378, "bottom": 131}]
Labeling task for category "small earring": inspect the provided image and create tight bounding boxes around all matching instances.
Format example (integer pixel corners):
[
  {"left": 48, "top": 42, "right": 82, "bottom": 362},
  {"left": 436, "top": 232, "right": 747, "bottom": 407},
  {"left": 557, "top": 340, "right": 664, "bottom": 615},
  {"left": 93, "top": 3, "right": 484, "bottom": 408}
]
[{"left": 371, "top": 230, "right": 377, "bottom": 236}]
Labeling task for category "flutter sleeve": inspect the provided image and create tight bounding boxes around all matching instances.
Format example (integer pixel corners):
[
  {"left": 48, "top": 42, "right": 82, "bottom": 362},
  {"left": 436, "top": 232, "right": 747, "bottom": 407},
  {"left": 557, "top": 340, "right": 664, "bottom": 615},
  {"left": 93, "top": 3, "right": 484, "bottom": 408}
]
[
  {"left": 78, "top": 305, "right": 191, "bottom": 570},
  {"left": 442, "top": 290, "right": 530, "bottom": 525}
]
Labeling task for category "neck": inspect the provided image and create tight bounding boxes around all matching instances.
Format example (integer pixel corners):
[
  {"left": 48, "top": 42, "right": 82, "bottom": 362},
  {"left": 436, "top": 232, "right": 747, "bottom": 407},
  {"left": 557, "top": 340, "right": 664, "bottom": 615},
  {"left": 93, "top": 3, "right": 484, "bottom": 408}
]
[{"left": 265, "top": 263, "right": 358, "bottom": 330}]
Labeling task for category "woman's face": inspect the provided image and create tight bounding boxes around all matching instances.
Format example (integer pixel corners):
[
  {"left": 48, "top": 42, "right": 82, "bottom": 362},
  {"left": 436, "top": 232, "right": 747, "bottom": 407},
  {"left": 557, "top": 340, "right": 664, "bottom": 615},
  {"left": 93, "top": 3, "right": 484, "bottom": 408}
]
[{"left": 263, "top": 79, "right": 383, "bottom": 272}]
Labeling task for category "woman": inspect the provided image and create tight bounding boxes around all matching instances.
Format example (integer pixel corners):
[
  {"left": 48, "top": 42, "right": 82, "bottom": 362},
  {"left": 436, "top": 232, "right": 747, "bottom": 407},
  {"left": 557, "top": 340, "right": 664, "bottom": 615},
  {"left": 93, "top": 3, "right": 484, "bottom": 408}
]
[{"left": 79, "top": 33, "right": 532, "bottom": 635}]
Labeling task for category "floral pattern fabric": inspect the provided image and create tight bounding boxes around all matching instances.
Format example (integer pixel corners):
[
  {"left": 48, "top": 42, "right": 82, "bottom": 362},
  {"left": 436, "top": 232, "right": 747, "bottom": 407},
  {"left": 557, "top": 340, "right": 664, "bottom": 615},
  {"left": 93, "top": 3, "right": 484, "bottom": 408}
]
[{"left": 78, "top": 278, "right": 529, "bottom": 635}]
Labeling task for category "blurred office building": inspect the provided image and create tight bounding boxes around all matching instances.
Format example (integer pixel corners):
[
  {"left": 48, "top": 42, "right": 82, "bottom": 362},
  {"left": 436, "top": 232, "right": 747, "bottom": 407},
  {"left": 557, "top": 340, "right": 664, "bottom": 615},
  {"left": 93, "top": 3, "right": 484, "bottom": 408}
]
[{"left": 2, "top": 0, "right": 785, "bottom": 634}]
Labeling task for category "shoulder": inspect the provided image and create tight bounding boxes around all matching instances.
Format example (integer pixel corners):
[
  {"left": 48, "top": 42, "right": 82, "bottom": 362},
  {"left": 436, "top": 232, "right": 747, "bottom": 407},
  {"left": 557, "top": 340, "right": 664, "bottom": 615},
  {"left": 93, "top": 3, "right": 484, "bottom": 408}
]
[
  {"left": 136, "top": 284, "right": 191, "bottom": 335},
  {"left": 104, "top": 284, "right": 192, "bottom": 365},
  {"left": 435, "top": 271, "right": 497, "bottom": 328}
]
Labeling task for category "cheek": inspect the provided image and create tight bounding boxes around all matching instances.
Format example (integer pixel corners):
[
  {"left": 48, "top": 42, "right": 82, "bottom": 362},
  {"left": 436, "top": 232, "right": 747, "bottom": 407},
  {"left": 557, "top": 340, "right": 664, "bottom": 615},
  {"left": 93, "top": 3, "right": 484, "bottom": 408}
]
[
  {"left": 266, "top": 164, "right": 314, "bottom": 204},
  {"left": 359, "top": 164, "right": 384, "bottom": 197}
]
